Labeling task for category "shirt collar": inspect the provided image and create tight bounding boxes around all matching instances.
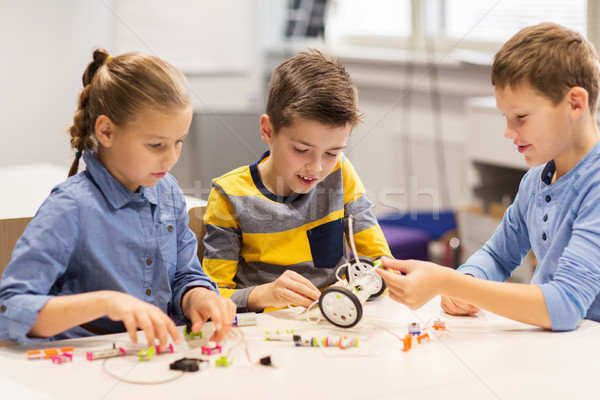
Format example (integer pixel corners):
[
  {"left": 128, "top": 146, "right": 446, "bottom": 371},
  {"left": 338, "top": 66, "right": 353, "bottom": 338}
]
[
  {"left": 83, "top": 150, "right": 158, "bottom": 209},
  {"left": 249, "top": 150, "right": 305, "bottom": 203},
  {"left": 540, "top": 141, "right": 600, "bottom": 185}
]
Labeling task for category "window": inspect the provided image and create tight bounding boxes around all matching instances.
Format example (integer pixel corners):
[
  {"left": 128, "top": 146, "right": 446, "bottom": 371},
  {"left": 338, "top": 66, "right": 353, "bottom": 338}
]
[{"left": 325, "top": 0, "right": 589, "bottom": 52}]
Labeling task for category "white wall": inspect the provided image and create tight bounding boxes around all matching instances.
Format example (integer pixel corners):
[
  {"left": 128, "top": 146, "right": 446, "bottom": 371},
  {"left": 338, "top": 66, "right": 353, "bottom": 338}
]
[
  {"left": 0, "top": 0, "right": 264, "bottom": 172},
  {"left": 0, "top": 1, "right": 112, "bottom": 169},
  {"left": 341, "top": 58, "right": 494, "bottom": 215},
  {"left": 3, "top": 1, "right": 573, "bottom": 218}
]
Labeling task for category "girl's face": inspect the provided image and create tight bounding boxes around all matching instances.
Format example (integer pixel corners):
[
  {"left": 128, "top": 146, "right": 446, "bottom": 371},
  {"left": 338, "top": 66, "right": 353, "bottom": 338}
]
[{"left": 96, "top": 106, "right": 193, "bottom": 192}]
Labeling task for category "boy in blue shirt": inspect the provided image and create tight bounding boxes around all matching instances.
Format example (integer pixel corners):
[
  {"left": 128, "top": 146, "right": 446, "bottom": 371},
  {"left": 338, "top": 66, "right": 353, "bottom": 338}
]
[{"left": 377, "top": 23, "right": 600, "bottom": 331}]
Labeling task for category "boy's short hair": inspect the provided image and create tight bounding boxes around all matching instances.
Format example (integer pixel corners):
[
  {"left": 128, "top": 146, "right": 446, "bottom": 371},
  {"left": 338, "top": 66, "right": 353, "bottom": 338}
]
[
  {"left": 266, "top": 49, "right": 362, "bottom": 133},
  {"left": 492, "top": 22, "right": 600, "bottom": 112}
]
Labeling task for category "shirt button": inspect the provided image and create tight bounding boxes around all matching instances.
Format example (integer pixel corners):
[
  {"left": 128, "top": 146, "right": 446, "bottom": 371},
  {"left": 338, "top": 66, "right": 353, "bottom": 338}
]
[
  {"left": 146, "top": 258, "right": 153, "bottom": 265},
  {"left": 167, "top": 225, "right": 174, "bottom": 232},
  {"left": 545, "top": 195, "right": 551, "bottom": 203},
  {"left": 146, "top": 289, "right": 152, "bottom": 296},
  {"left": 543, "top": 215, "right": 548, "bottom": 222},
  {"left": 0, "top": 305, "right": 6, "bottom": 313},
  {"left": 542, "top": 233, "right": 547, "bottom": 241}
]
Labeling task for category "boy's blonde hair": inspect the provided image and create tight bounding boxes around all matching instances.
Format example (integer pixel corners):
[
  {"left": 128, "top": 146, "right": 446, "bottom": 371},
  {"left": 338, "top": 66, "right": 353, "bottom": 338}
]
[
  {"left": 492, "top": 22, "right": 600, "bottom": 112},
  {"left": 266, "top": 49, "right": 362, "bottom": 133},
  {"left": 68, "top": 48, "right": 190, "bottom": 176}
]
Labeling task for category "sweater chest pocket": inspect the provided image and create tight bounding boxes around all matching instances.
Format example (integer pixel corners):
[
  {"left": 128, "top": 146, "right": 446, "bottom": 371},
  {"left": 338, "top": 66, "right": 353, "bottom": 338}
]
[{"left": 307, "top": 219, "right": 344, "bottom": 269}]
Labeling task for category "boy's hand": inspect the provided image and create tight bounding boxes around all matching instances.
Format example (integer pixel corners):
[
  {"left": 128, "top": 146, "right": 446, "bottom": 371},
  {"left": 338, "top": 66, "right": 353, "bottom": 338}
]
[
  {"left": 441, "top": 295, "right": 481, "bottom": 316},
  {"left": 248, "top": 270, "right": 321, "bottom": 311},
  {"left": 376, "top": 257, "right": 450, "bottom": 309},
  {"left": 104, "top": 291, "right": 180, "bottom": 348},
  {"left": 181, "top": 287, "right": 236, "bottom": 343}
]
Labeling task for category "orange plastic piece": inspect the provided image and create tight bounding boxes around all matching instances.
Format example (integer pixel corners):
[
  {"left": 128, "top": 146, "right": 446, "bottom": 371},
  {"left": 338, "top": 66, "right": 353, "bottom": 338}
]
[
  {"left": 417, "top": 332, "right": 430, "bottom": 344},
  {"left": 432, "top": 320, "right": 447, "bottom": 331},
  {"left": 44, "top": 348, "right": 59, "bottom": 359},
  {"left": 402, "top": 334, "right": 412, "bottom": 351},
  {"left": 27, "top": 350, "right": 42, "bottom": 360},
  {"left": 60, "top": 347, "right": 74, "bottom": 354}
]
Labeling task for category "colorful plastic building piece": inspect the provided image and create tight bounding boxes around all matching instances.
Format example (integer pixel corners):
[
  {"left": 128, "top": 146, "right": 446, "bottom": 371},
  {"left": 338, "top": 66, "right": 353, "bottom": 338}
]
[
  {"left": 201, "top": 344, "right": 222, "bottom": 356},
  {"left": 408, "top": 322, "right": 421, "bottom": 335},
  {"left": 417, "top": 332, "right": 430, "bottom": 344},
  {"left": 44, "top": 349, "right": 59, "bottom": 359},
  {"left": 336, "top": 335, "right": 359, "bottom": 349},
  {"left": 233, "top": 312, "right": 257, "bottom": 327},
  {"left": 402, "top": 334, "right": 413, "bottom": 352},
  {"left": 28, "top": 347, "right": 74, "bottom": 361},
  {"left": 155, "top": 343, "right": 174, "bottom": 355},
  {"left": 432, "top": 319, "right": 447, "bottom": 331},
  {"left": 27, "top": 350, "right": 43, "bottom": 360},
  {"left": 265, "top": 330, "right": 295, "bottom": 341},
  {"left": 185, "top": 325, "right": 203, "bottom": 341},
  {"left": 215, "top": 356, "right": 232, "bottom": 367},
  {"left": 86, "top": 344, "right": 126, "bottom": 361},
  {"left": 50, "top": 353, "right": 73, "bottom": 364},
  {"left": 138, "top": 345, "right": 156, "bottom": 361}
]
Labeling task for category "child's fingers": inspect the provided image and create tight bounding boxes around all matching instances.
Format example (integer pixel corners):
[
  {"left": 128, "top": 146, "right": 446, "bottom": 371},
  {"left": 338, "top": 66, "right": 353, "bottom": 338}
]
[
  {"left": 207, "top": 307, "right": 230, "bottom": 343},
  {"left": 136, "top": 313, "right": 156, "bottom": 347},
  {"left": 283, "top": 289, "right": 317, "bottom": 308},
  {"left": 381, "top": 257, "right": 410, "bottom": 273},
  {"left": 144, "top": 312, "right": 166, "bottom": 348},
  {"left": 376, "top": 268, "right": 405, "bottom": 292},
  {"left": 188, "top": 308, "right": 204, "bottom": 333},
  {"left": 122, "top": 315, "right": 139, "bottom": 344},
  {"left": 286, "top": 271, "right": 321, "bottom": 298},
  {"left": 210, "top": 323, "right": 230, "bottom": 343},
  {"left": 166, "top": 319, "right": 181, "bottom": 345},
  {"left": 441, "top": 296, "right": 480, "bottom": 315},
  {"left": 151, "top": 313, "right": 175, "bottom": 348},
  {"left": 283, "top": 278, "right": 321, "bottom": 301}
]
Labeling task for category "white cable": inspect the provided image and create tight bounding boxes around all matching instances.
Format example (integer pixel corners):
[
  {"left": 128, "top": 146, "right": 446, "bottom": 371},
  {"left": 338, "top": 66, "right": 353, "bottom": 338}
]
[
  {"left": 347, "top": 215, "right": 368, "bottom": 273},
  {"left": 101, "top": 357, "right": 184, "bottom": 385},
  {"left": 305, "top": 300, "right": 322, "bottom": 325}
]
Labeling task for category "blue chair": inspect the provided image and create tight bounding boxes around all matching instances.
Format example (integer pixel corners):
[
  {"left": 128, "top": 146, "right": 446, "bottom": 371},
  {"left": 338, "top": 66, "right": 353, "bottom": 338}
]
[{"left": 378, "top": 211, "right": 457, "bottom": 265}]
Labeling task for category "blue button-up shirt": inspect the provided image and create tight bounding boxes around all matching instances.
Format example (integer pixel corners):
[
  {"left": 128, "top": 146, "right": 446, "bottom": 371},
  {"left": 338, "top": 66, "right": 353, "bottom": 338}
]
[
  {"left": 0, "top": 151, "right": 217, "bottom": 343},
  {"left": 459, "top": 142, "right": 600, "bottom": 331}
]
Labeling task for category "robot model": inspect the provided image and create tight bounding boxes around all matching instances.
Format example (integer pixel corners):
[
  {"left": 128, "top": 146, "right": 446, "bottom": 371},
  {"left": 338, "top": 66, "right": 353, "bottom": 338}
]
[{"left": 303, "top": 215, "right": 386, "bottom": 328}]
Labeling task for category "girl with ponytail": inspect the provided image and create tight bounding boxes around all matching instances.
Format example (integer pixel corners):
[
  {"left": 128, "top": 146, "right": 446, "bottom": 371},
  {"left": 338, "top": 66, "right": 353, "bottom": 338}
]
[{"left": 0, "top": 49, "right": 235, "bottom": 345}]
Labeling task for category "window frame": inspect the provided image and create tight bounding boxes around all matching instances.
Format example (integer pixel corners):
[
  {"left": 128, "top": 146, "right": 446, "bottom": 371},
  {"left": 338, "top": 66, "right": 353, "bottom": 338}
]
[{"left": 324, "top": 0, "right": 600, "bottom": 55}]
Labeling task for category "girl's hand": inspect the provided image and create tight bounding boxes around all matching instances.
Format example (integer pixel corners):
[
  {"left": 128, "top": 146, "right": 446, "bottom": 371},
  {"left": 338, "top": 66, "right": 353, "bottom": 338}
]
[
  {"left": 104, "top": 291, "right": 180, "bottom": 347},
  {"left": 248, "top": 270, "right": 322, "bottom": 311},
  {"left": 181, "top": 287, "right": 236, "bottom": 343},
  {"left": 376, "top": 257, "right": 451, "bottom": 309},
  {"left": 441, "top": 295, "right": 481, "bottom": 315}
]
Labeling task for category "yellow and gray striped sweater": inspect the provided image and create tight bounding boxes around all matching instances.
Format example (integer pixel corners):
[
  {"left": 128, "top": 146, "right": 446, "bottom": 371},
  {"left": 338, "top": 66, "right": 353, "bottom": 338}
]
[{"left": 202, "top": 151, "right": 391, "bottom": 309}]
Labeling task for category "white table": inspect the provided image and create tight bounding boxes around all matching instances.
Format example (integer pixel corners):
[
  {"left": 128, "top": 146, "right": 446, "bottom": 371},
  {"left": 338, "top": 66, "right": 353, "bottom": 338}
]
[
  {"left": 1, "top": 295, "right": 599, "bottom": 400},
  {"left": 0, "top": 163, "right": 205, "bottom": 219}
]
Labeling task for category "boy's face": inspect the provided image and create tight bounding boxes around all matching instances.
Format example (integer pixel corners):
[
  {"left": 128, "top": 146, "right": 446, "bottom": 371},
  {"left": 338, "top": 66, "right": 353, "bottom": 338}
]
[
  {"left": 495, "top": 84, "right": 572, "bottom": 168},
  {"left": 96, "top": 106, "right": 192, "bottom": 192},
  {"left": 259, "top": 116, "right": 351, "bottom": 197}
]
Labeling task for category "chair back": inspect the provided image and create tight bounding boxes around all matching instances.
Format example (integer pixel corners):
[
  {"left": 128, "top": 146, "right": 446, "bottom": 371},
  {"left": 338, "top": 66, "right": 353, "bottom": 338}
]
[
  {"left": 0, "top": 216, "right": 33, "bottom": 279},
  {"left": 188, "top": 206, "right": 207, "bottom": 263}
]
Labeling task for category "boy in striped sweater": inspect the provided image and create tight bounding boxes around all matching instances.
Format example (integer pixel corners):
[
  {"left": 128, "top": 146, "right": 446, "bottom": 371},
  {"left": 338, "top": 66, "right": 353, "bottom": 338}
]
[{"left": 202, "top": 49, "right": 391, "bottom": 312}]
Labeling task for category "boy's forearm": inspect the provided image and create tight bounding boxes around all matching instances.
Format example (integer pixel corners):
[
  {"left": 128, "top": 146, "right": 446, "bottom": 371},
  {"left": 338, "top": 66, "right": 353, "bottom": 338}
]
[
  {"left": 442, "top": 270, "right": 553, "bottom": 329},
  {"left": 29, "top": 291, "right": 110, "bottom": 337},
  {"left": 246, "top": 284, "right": 268, "bottom": 312}
]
